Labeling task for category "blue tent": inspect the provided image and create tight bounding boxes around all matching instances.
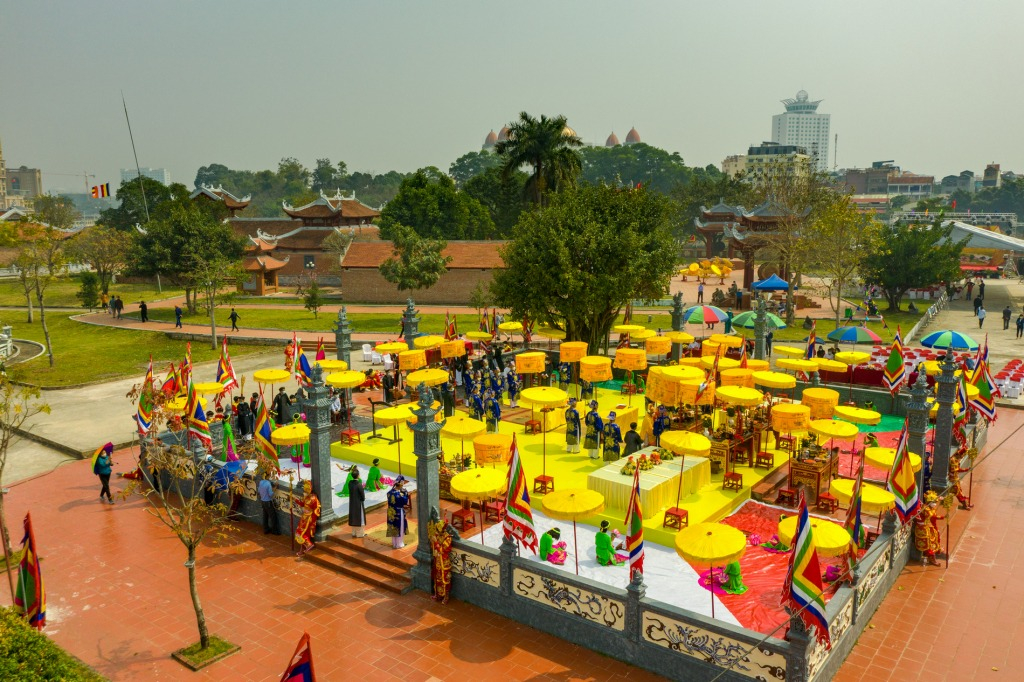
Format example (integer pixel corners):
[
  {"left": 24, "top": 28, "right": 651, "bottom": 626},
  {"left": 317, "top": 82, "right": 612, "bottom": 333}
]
[{"left": 752, "top": 274, "right": 791, "bottom": 291}]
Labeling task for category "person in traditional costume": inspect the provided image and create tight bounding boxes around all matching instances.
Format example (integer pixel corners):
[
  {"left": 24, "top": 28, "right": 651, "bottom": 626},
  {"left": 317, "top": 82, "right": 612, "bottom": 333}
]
[
  {"left": 221, "top": 419, "right": 239, "bottom": 462},
  {"left": 584, "top": 400, "right": 603, "bottom": 460},
  {"left": 864, "top": 433, "right": 879, "bottom": 449},
  {"left": 602, "top": 412, "right": 623, "bottom": 461},
  {"left": 235, "top": 398, "right": 254, "bottom": 441},
  {"left": 284, "top": 340, "right": 295, "bottom": 374},
  {"left": 623, "top": 422, "right": 643, "bottom": 457},
  {"left": 652, "top": 405, "right": 671, "bottom": 447},
  {"left": 293, "top": 480, "right": 321, "bottom": 557},
  {"left": 539, "top": 527, "right": 568, "bottom": 565},
  {"left": 722, "top": 561, "right": 748, "bottom": 594},
  {"left": 595, "top": 521, "right": 626, "bottom": 566},
  {"left": 347, "top": 466, "right": 366, "bottom": 538},
  {"left": 950, "top": 451, "right": 973, "bottom": 509},
  {"left": 481, "top": 370, "right": 493, "bottom": 393},
  {"left": 580, "top": 379, "right": 594, "bottom": 401},
  {"left": 492, "top": 370, "right": 505, "bottom": 401},
  {"left": 427, "top": 507, "right": 459, "bottom": 604},
  {"left": 558, "top": 362, "right": 571, "bottom": 391},
  {"left": 914, "top": 491, "right": 943, "bottom": 565},
  {"left": 564, "top": 398, "right": 581, "bottom": 453},
  {"left": 507, "top": 368, "right": 521, "bottom": 408},
  {"left": 485, "top": 390, "right": 501, "bottom": 433},
  {"left": 366, "top": 458, "right": 385, "bottom": 492},
  {"left": 470, "top": 386, "right": 485, "bottom": 421},
  {"left": 440, "top": 380, "right": 455, "bottom": 418},
  {"left": 272, "top": 387, "right": 292, "bottom": 427},
  {"left": 387, "top": 476, "right": 412, "bottom": 549}
]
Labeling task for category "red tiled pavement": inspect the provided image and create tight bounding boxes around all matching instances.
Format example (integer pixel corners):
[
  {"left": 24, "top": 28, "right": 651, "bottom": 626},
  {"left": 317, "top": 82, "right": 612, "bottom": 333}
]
[
  {"left": 835, "top": 408, "right": 1024, "bottom": 682},
  {"left": 1, "top": 455, "right": 661, "bottom": 682}
]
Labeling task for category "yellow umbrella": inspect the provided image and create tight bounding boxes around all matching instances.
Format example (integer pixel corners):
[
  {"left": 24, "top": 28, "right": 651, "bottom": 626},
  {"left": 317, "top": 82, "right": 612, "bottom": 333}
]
[
  {"left": 834, "top": 351, "right": 871, "bottom": 366},
  {"left": 253, "top": 368, "right": 290, "bottom": 384},
  {"left": 465, "top": 331, "right": 494, "bottom": 342},
  {"left": 326, "top": 371, "right": 365, "bottom": 389},
  {"left": 374, "top": 404, "right": 417, "bottom": 475},
  {"left": 579, "top": 355, "right": 612, "bottom": 382},
  {"left": 864, "top": 447, "right": 922, "bottom": 473},
  {"left": 542, "top": 489, "right": 606, "bottom": 574},
  {"left": 450, "top": 468, "right": 507, "bottom": 546},
  {"left": 662, "top": 365, "right": 706, "bottom": 382},
  {"left": 645, "top": 336, "right": 672, "bottom": 356},
  {"left": 701, "top": 340, "right": 721, "bottom": 357},
  {"left": 816, "top": 359, "right": 848, "bottom": 374},
  {"left": 715, "top": 385, "right": 764, "bottom": 407},
  {"left": 314, "top": 359, "right": 348, "bottom": 372},
  {"left": 674, "top": 522, "right": 747, "bottom": 619},
  {"left": 398, "top": 349, "right": 427, "bottom": 371},
  {"left": 773, "top": 345, "right": 806, "bottom": 357},
  {"left": 719, "top": 368, "right": 754, "bottom": 388},
  {"left": 520, "top": 387, "right": 569, "bottom": 476},
  {"left": 630, "top": 329, "right": 657, "bottom": 341},
  {"left": 271, "top": 423, "right": 310, "bottom": 446},
  {"left": 830, "top": 479, "right": 895, "bottom": 514},
  {"left": 700, "top": 356, "right": 740, "bottom": 370},
  {"left": 666, "top": 331, "right": 695, "bottom": 345},
  {"left": 412, "top": 335, "right": 445, "bottom": 349},
  {"left": 771, "top": 403, "right": 810, "bottom": 433},
  {"left": 613, "top": 348, "right": 647, "bottom": 371},
  {"left": 497, "top": 321, "right": 523, "bottom": 333},
  {"left": 441, "top": 416, "right": 487, "bottom": 470},
  {"left": 535, "top": 326, "right": 566, "bottom": 340},
  {"left": 193, "top": 381, "right": 226, "bottom": 395},
  {"left": 441, "top": 339, "right": 467, "bottom": 359},
  {"left": 471, "top": 433, "right": 512, "bottom": 466},
  {"left": 709, "top": 334, "right": 743, "bottom": 348},
  {"left": 777, "top": 358, "right": 819, "bottom": 374},
  {"left": 560, "top": 341, "right": 588, "bottom": 362},
  {"left": 744, "top": 359, "right": 770, "bottom": 372},
  {"left": 166, "top": 395, "right": 207, "bottom": 414},
  {"left": 675, "top": 357, "right": 704, "bottom": 367},
  {"left": 515, "top": 351, "right": 547, "bottom": 374},
  {"left": 659, "top": 430, "right": 712, "bottom": 512},
  {"left": 778, "top": 516, "right": 851, "bottom": 558},
  {"left": 614, "top": 324, "right": 645, "bottom": 334},
  {"left": 808, "top": 419, "right": 859, "bottom": 443},
  {"left": 407, "top": 368, "right": 450, "bottom": 387},
  {"left": 752, "top": 371, "right": 796, "bottom": 390},
  {"left": 933, "top": 382, "right": 979, "bottom": 400},
  {"left": 928, "top": 397, "right": 965, "bottom": 418},
  {"left": 375, "top": 341, "right": 409, "bottom": 354},
  {"left": 801, "top": 387, "right": 840, "bottom": 419},
  {"left": 921, "top": 361, "right": 965, "bottom": 377},
  {"left": 834, "top": 405, "right": 881, "bottom": 425}
]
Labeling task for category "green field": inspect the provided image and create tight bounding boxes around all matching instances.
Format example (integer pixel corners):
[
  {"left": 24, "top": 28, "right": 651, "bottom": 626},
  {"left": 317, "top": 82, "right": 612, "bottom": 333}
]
[
  {"left": 0, "top": 276, "right": 183, "bottom": 309},
  {"left": 7, "top": 313, "right": 273, "bottom": 387}
]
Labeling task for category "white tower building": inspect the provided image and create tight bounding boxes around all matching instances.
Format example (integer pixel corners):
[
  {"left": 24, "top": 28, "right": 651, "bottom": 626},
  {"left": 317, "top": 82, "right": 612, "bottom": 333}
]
[{"left": 771, "top": 90, "right": 830, "bottom": 172}]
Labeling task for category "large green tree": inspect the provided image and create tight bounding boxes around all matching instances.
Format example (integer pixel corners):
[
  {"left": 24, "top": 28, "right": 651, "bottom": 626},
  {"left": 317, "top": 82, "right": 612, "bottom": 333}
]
[
  {"left": 67, "top": 225, "right": 135, "bottom": 294},
  {"left": 860, "top": 219, "right": 967, "bottom": 311},
  {"left": 379, "top": 169, "right": 496, "bottom": 240},
  {"left": 578, "top": 143, "right": 702, "bottom": 195},
  {"left": 379, "top": 223, "right": 452, "bottom": 292},
  {"left": 98, "top": 178, "right": 194, "bottom": 231},
  {"left": 463, "top": 166, "right": 529, "bottom": 237},
  {"left": 494, "top": 112, "right": 583, "bottom": 205},
  {"left": 449, "top": 150, "right": 501, "bottom": 187},
  {"left": 492, "top": 183, "right": 676, "bottom": 351}
]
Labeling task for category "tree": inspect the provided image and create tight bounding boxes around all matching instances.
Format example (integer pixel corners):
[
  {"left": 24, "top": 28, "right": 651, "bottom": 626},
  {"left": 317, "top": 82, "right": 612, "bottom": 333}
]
[
  {"left": 449, "top": 149, "right": 501, "bottom": 187},
  {"left": 860, "top": 218, "right": 967, "bottom": 311},
  {"left": 97, "top": 178, "right": 192, "bottom": 231},
  {"left": 494, "top": 112, "right": 583, "bottom": 205},
  {"left": 951, "top": 177, "right": 1024, "bottom": 219},
  {"left": 6, "top": 221, "right": 71, "bottom": 367},
  {"left": 311, "top": 158, "right": 348, "bottom": 193},
  {"left": 76, "top": 271, "right": 100, "bottom": 309},
  {"left": 67, "top": 226, "right": 134, "bottom": 294},
  {"left": 123, "top": 385, "right": 236, "bottom": 654},
  {"left": 379, "top": 223, "right": 452, "bottom": 292},
  {"left": 379, "top": 169, "right": 496, "bottom": 241},
  {"left": 0, "top": 379, "right": 48, "bottom": 566},
  {"left": 578, "top": 143, "right": 699, "bottom": 195},
  {"left": 468, "top": 281, "right": 492, "bottom": 318},
  {"left": 492, "top": 183, "right": 676, "bottom": 351},
  {"left": 304, "top": 279, "right": 325, "bottom": 319},
  {"left": 320, "top": 229, "right": 353, "bottom": 279},
  {"left": 463, "top": 167, "right": 529, "bottom": 238},
  {"left": 187, "top": 256, "right": 245, "bottom": 349},
  {"left": 133, "top": 203, "right": 246, "bottom": 314}
]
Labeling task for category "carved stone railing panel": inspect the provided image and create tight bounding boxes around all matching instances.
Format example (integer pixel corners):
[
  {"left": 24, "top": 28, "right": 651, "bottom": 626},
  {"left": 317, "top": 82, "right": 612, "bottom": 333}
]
[
  {"left": 451, "top": 549, "right": 500, "bottom": 587},
  {"left": 512, "top": 567, "right": 625, "bottom": 630},
  {"left": 856, "top": 541, "right": 893, "bottom": 608},
  {"left": 807, "top": 595, "right": 855, "bottom": 681}
]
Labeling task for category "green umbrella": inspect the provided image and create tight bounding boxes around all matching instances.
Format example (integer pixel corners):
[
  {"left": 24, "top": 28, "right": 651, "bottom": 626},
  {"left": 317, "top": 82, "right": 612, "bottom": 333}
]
[{"left": 731, "top": 310, "right": 787, "bottom": 329}]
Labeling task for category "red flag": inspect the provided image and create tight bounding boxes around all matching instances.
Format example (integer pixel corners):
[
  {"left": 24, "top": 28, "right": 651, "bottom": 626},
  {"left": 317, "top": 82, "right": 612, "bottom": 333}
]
[
  {"left": 315, "top": 337, "right": 326, "bottom": 361},
  {"left": 280, "top": 632, "right": 316, "bottom": 681}
]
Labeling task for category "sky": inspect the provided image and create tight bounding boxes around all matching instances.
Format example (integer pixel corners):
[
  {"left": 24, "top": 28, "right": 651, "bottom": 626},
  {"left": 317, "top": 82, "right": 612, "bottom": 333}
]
[{"left": 3, "top": 1, "right": 1022, "bottom": 194}]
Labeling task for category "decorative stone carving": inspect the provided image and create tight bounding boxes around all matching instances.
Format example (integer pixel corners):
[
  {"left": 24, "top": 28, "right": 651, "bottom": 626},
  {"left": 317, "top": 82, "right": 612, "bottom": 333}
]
[{"left": 513, "top": 568, "right": 625, "bottom": 630}]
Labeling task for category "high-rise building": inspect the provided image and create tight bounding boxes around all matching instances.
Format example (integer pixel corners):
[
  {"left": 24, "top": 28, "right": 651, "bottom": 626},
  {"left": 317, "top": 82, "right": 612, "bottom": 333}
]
[
  {"left": 7, "top": 166, "right": 43, "bottom": 199},
  {"left": 120, "top": 167, "right": 171, "bottom": 185},
  {"left": 743, "top": 142, "right": 811, "bottom": 187},
  {"left": 771, "top": 90, "right": 830, "bottom": 172}
]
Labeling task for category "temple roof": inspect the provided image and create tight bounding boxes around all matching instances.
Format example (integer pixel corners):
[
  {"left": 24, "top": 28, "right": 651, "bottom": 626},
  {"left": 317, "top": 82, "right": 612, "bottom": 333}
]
[
  {"left": 190, "top": 184, "right": 251, "bottom": 209},
  {"left": 0, "top": 206, "right": 31, "bottom": 222},
  {"left": 484, "top": 130, "right": 498, "bottom": 147},
  {"left": 282, "top": 190, "right": 380, "bottom": 220},
  {"left": 625, "top": 127, "right": 641, "bottom": 144},
  {"left": 246, "top": 235, "right": 277, "bottom": 253},
  {"left": 243, "top": 255, "right": 289, "bottom": 272},
  {"left": 605, "top": 132, "right": 620, "bottom": 147},
  {"left": 700, "top": 200, "right": 745, "bottom": 218},
  {"left": 342, "top": 240, "right": 507, "bottom": 270},
  {"left": 741, "top": 198, "right": 809, "bottom": 221}
]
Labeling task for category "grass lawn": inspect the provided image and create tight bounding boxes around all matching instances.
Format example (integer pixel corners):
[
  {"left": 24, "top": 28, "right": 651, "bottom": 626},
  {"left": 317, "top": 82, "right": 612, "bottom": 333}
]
[
  {"left": 7, "top": 313, "right": 273, "bottom": 387},
  {"left": 0, "top": 276, "right": 183, "bottom": 308}
]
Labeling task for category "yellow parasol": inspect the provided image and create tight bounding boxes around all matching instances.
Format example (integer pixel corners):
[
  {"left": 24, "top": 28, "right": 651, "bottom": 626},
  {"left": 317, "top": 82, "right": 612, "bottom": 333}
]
[
  {"left": 398, "top": 349, "right": 427, "bottom": 371},
  {"left": 719, "top": 368, "right": 754, "bottom": 388},
  {"left": 773, "top": 345, "right": 806, "bottom": 357},
  {"left": 921, "top": 360, "right": 964, "bottom": 377},
  {"left": 744, "top": 359, "right": 770, "bottom": 371},
  {"left": 314, "top": 359, "right": 349, "bottom": 372},
  {"left": 771, "top": 403, "right": 810, "bottom": 433},
  {"left": 662, "top": 365, "right": 706, "bottom": 382},
  {"left": 520, "top": 386, "right": 569, "bottom": 477},
  {"left": 374, "top": 404, "right": 417, "bottom": 475},
  {"left": 375, "top": 341, "right": 409, "bottom": 354},
  {"left": 709, "top": 334, "right": 743, "bottom": 348},
  {"left": 808, "top": 419, "right": 860, "bottom": 442},
  {"left": 441, "top": 416, "right": 487, "bottom": 470},
  {"left": 778, "top": 516, "right": 852, "bottom": 558},
  {"left": 614, "top": 324, "right": 645, "bottom": 334},
  {"left": 776, "top": 358, "right": 819, "bottom": 374},
  {"left": 450, "top": 468, "right": 507, "bottom": 546},
  {"left": 466, "top": 331, "right": 494, "bottom": 342},
  {"left": 928, "top": 397, "right": 965, "bottom": 418},
  {"left": 752, "top": 371, "right": 796, "bottom": 390},
  {"left": 834, "top": 405, "right": 881, "bottom": 425},
  {"left": 715, "top": 385, "right": 764, "bottom": 407},
  {"left": 166, "top": 395, "right": 207, "bottom": 414},
  {"left": 659, "top": 430, "right": 712, "bottom": 457},
  {"left": 613, "top": 348, "right": 647, "bottom": 370},
  {"left": 560, "top": 341, "right": 588, "bottom": 362},
  {"left": 701, "top": 340, "right": 721, "bottom": 357},
  {"left": 816, "top": 359, "right": 848, "bottom": 374},
  {"left": 412, "top": 335, "right": 445, "bottom": 349},
  {"left": 579, "top": 355, "right": 612, "bottom": 382},
  {"left": 542, "top": 489, "right": 606, "bottom": 575},
  {"left": 497, "top": 321, "right": 523, "bottom": 333},
  {"left": 700, "top": 355, "right": 740, "bottom": 370},
  {"left": 515, "top": 351, "right": 547, "bottom": 374},
  {"left": 630, "top": 329, "right": 657, "bottom": 341},
  {"left": 271, "top": 423, "right": 310, "bottom": 446},
  {"left": 441, "top": 340, "right": 467, "bottom": 359},
  {"left": 194, "top": 381, "right": 226, "bottom": 395},
  {"left": 834, "top": 351, "right": 871, "bottom": 366},
  {"left": 253, "top": 368, "right": 290, "bottom": 384},
  {"left": 864, "top": 447, "right": 922, "bottom": 473},
  {"left": 933, "top": 382, "right": 978, "bottom": 400},
  {"left": 534, "top": 326, "right": 566, "bottom": 340},
  {"left": 830, "top": 479, "right": 895, "bottom": 514},
  {"left": 645, "top": 336, "right": 672, "bottom": 356},
  {"left": 801, "top": 387, "right": 840, "bottom": 419},
  {"left": 472, "top": 433, "right": 512, "bottom": 467},
  {"left": 674, "top": 522, "right": 747, "bottom": 619},
  {"left": 406, "top": 368, "right": 450, "bottom": 387},
  {"left": 326, "top": 371, "right": 365, "bottom": 389},
  {"left": 666, "top": 331, "right": 696, "bottom": 345}
]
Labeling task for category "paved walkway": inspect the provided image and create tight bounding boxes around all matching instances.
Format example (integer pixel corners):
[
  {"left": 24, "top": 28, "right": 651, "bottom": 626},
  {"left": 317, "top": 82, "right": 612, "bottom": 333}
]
[{"left": 923, "top": 277, "right": 1024, "bottom": 371}]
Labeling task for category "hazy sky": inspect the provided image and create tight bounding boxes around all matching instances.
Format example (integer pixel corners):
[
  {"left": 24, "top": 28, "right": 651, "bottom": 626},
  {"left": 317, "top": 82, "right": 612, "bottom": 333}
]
[{"left": 3, "top": 1, "right": 1021, "bottom": 193}]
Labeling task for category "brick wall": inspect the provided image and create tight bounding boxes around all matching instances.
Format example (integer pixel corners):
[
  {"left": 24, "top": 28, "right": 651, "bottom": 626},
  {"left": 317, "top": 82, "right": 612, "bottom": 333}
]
[{"left": 340, "top": 267, "right": 498, "bottom": 304}]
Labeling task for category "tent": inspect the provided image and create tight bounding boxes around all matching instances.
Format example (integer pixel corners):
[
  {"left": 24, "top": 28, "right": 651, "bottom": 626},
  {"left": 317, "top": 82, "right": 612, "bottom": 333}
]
[{"left": 752, "top": 274, "right": 791, "bottom": 291}]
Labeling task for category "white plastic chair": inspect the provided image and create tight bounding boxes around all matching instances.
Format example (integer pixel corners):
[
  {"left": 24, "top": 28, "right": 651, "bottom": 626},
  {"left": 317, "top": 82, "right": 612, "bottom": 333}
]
[
  {"left": 371, "top": 351, "right": 382, "bottom": 365},
  {"left": 361, "top": 343, "right": 372, "bottom": 362},
  {"left": 383, "top": 355, "right": 395, "bottom": 371}
]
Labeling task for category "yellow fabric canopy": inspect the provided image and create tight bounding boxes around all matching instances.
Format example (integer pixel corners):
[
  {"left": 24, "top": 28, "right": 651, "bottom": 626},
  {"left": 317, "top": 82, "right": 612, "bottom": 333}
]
[
  {"left": 441, "top": 340, "right": 467, "bottom": 359},
  {"left": 834, "top": 405, "right": 881, "bottom": 425},
  {"left": 497, "top": 321, "right": 523, "bottom": 332},
  {"left": 535, "top": 326, "right": 566, "bottom": 340},
  {"left": 613, "top": 348, "right": 647, "bottom": 371},
  {"left": 674, "top": 522, "right": 747, "bottom": 569},
  {"left": 166, "top": 395, "right": 207, "bottom": 414},
  {"left": 921, "top": 360, "right": 964, "bottom": 377},
  {"left": 375, "top": 341, "right": 409, "bottom": 354},
  {"left": 472, "top": 433, "right": 513, "bottom": 465},
  {"left": 271, "top": 423, "right": 311, "bottom": 446},
  {"left": 808, "top": 419, "right": 860, "bottom": 441},
  {"left": 700, "top": 356, "right": 740, "bottom": 370},
  {"left": 709, "top": 334, "right": 743, "bottom": 348},
  {"left": 801, "top": 387, "right": 840, "bottom": 419},
  {"left": 771, "top": 403, "right": 810, "bottom": 432},
  {"left": 773, "top": 345, "right": 806, "bottom": 357},
  {"left": 579, "top": 355, "right": 613, "bottom": 382},
  {"left": 830, "top": 479, "right": 895, "bottom": 514},
  {"left": 465, "top": 331, "right": 494, "bottom": 341},
  {"left": 645, "top": 336, "right": 672, "bottom": 356},
  {"left": 520, "top": 386, "right": 568, "bottom": 407},
  {"left": 777, "top": 358, "right": 819, "bottom": 373},
  {"left": 659, "top": 430, "right": 711, "bottom": 457},
  {"left": 666, "top": 331, "right": 695, "bottom": 345},
  {"left": 515, "top": 351, "right": 547, "bottom": 374},
  {"left": 450, "top": 468, "right": 507, "bottom": 502},
  {"left": 816, "top": 359, "right": 848, "bottom": 373},
  {"left": 374, "top": 404, "right": 417, "bottom": 426},
  {"left": 398, "top": 349, "right": 427, "bottom": 371},
  {"left": 253, "top": 369, "right": 291, "bottom": 384},
  {"left": 542, "top": 489, "right": 606, "bottom": 521},
  {"left": 715, "top": 385, "right": 764, "bottom": 406},
  {"left": 778, "top": 516, "right": 851, "bottom": 558},
  {"left": 752, "top": 371, "right": 796, "bottom": 389},
  {"left": 412, "top": 335, "right": 445, "bottom": 349},
  {"left": 719, "top": 368, "right": 754, "bottom": 388},
  {"left": 864, "top": 447, "right": 922, "bottom": 473},
  {"left": 325, "top": 370, "right": 366, "bottom": 390},
  {"left": 674, "top": 357, "right": 703, "bottom": 367},
  {"left": 441, "top": 416, "right": 487, "bottom": 440},
  {"left": 314, "top": 359, "right": 349, "bottom": 371},
  {"left": 744, "top": 359, "right": 770, "bottom": 371},
  {"left": 560, "top": 341, "right": 588, "bottom": 362},
  {"left": 629, "top": 329, "right": 657, "bottom": 341},
  {"left": 193, "top": 381, "right": 226, "bottom": 395},
  {"left": 407, "top": 368, "right": 450, "bottom": 387},
  {"left": 834, "top": 351, "right": 871, "bottom": 366},
  {"left": 614, "top": 324, "right": 645, "bottom": 334},
  {"left": 701, "top": 340, "right": 721, "bottom": 356}
]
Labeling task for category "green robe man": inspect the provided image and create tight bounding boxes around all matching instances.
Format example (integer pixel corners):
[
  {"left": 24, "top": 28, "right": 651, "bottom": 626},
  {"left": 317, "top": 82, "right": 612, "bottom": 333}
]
[
  {"left": 365, "top": 458, "right": 384, "bottom": 492},
  {"left": 595, "top": 521, "right": 624, "bottom": 566}
]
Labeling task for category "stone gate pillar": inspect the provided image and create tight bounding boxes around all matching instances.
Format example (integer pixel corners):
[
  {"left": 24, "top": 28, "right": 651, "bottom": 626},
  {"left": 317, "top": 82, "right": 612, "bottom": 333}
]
[
  {"left": 402, "top": 297, "right": 421, "bottom": 345},
  {"left": 905, "top": 373, "right": 930, "bottom": 493},
  {"left": 306, "top": 364, "right": 337, "bottom": 538},
  {"left": 753, "top": 294, "right": 767, "bottom": 361},
  {"left": 409, "top": 382, "right": 445, "bottom": 592},
  {"left": 931, "top": 347, "right": 957, "bottom": 492},
  {"left": 670, "top": 292, "right": 685, "bottom": 362},
  {"left": 332, "top": 306, "right": 352, "bottom": 366}
]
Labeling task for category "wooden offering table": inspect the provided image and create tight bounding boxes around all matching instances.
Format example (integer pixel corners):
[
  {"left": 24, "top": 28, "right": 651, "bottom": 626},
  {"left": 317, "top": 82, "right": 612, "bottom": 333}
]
[
  {"left": 788, "top": 448, "right": 840, "bottom": 503},
  {"left": 708, "top": 431, "right": 757, "bottom": 472}
]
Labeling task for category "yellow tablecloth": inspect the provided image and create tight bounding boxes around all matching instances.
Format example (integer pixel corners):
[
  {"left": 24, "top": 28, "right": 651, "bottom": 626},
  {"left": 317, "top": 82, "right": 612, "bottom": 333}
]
[{"left": 587, "top": 447, "right": 711, "bottom": 512}]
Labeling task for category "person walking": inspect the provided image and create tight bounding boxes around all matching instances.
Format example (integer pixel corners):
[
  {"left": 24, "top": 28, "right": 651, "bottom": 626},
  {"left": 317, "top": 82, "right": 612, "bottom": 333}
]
[
  {"left": 174, "top": 305, "right": 183, "bottom": 328},
  {"left": 139, "top": 300, "right": 148, "bottom": 323},
  {"left": 979, "top": 279, "right": 986, "bottom": 300},
  {"left": 229, "top": 308, "right": 240, "bottom": 331},
  {"left": 966, "top": 280, "right": 974, "bottom": 301},
  {"left": 114, "top": 296, "right": 124, "bottom": 320},
  {"left": 93, "top": 442, "right": 115, "bottom": 504},
  {"left": 1003, "top": 305, "right": 1013, "bottom": 330},
  {"left": 977, "top": 305, "right": 987, "bottom": 329},
  {"left": 765, "top": 329, "right": 774, "bottom": 357},
  {"left": 108, "top": 295, "right": 116, "bottom": 316},
  {"left": 973, "top": 295, "right": 982, "bottom": 316},
  {"left": 697, "top": 282, "right": 704, "bottom": 303},
  {"left": 1017, "top": 313, "right": 1024, "bottom": 339},
  {"left": 257, "top": 475, "right": 278, "bottom": 535}
]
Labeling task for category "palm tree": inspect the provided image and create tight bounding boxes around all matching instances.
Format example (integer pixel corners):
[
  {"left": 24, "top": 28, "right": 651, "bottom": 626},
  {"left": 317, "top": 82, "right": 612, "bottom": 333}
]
[{"left": 494, "top": 112, "right": 583, "bottom": 206}]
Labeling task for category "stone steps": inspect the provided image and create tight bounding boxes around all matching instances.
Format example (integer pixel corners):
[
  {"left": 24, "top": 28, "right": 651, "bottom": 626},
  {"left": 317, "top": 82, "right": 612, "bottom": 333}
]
[{"left": 301, "top": 534, "right": 413, "bottom": 594}]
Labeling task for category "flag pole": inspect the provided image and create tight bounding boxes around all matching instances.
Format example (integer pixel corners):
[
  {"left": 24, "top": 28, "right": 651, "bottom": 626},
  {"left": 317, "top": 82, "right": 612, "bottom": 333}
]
[{"left": 0, "top": 504, "right": 16, "bottom": 603}]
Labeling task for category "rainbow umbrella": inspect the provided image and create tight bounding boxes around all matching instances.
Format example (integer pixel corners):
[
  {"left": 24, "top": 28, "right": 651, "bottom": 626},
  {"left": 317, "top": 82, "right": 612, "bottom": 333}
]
[
  {"left": 919, "top": 330, "right": 978, "bottom": 351},
  {"left": 683, "top": 305, "right": 728, "bottom": 325},
  {"left": 826, "top": 326, "right": 882, "bottom": 344}
]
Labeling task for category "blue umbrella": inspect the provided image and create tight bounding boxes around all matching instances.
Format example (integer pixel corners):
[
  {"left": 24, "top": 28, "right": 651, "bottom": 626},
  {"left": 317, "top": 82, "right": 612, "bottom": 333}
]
[
  {"left": 826, "top": 327, "right": 882, "bottom": 344},
  {"left": 752, "top": 274, "right": 792, "bottom": 291},
  {"left": 919, "top": 330, "right": 979, "bottom": 351}
]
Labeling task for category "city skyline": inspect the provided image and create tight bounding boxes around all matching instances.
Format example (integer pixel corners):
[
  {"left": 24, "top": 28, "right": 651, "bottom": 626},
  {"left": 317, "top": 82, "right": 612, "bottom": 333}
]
[{"left": 2, "top": 1, "right": 1022, "bottom": 193}]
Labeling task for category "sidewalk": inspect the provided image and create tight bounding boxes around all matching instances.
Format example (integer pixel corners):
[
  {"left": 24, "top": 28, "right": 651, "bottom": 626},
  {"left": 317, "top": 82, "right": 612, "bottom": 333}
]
[{"left": 925, "top": 277, "right": 1022, "bottom": 371}]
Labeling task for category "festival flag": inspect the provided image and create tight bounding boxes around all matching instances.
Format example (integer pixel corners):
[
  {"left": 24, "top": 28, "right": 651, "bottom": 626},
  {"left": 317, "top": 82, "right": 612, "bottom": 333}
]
[
  {"left": 444, "top": 311, "right": 457, "bottom": 341},
  {"left": 255, "top": 390, "right": 277, "bottom": 460},
  {"left": 623, "top": 301, "right": 633, "bottom": 325},
  {"left": 886, "top": 423, "right": 919, "bottom": 523},
  {"left": 216, "top": 336, "right": 238, "bottom": 394},
  {"left": 883, "top": 325, "right": 906, "bottom": 395},
  {"left": 315, "top": 337, "right": 326, "bottom": 361},
  {"left": 293, "top": 333, "right": 311, "bottom": 386},
  {"left": 13, "top": 512, "right": 45, "bottom": 630},
  {"left": 969, "top": 358, "right": 998, "bottom": 422},
  {"left": 973, "top": 336, "right": 1001, "bottom": 399},
  {"left": 738, "top": 342, "right": 748, "bottom": 369},
  {"left": 181, "top": 342, "right": 193, "bottom": 387},
  {"left": 843, "top": 457, "right": 867, "bottom": 551},
  {"left": 503, "top": 435, "right": 538, "bottom": 553},
  {"left": 90, "top": 183, "right": 110, "bottom": 199},
  {"left": 804, "top": 321, "right": 817, "bottom": 360},
  {"left": 137, "top": 357, "right": 155, "bottom": 435},
  {"left": 480, "top": 311, "right": 491, "bottom": 336},
  {"left": 781, "top": 493, "right": 830, "bottom": 647},
  {"left": 623, "top": 466, "right": 645, "bottom": 576},
  {"left": 696, "top": 346, "right": 721, "bottom": 404},
  {"left": 188, "top": 395, "right": 213, "bottom": 452},
  {"left": 160, "top": 362, "right": 181, "bottom": 398},
  {"left": 279, "top": 631, "right": 316, "bottom": 682}
]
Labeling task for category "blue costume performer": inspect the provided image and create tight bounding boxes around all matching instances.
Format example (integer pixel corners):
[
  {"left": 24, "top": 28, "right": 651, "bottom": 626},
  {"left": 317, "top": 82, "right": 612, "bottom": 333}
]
[
  {"left": 558, "top": 362, "right": 571, "bottom": 391},
  {"left": 470, "top": 387, "right": 485, "bottom": 421},
  {"left": 602, "top": 412, "right": 623, "bottom": 461},
  {"left": 580, "top": 379, "right": 594, "bottom": 401},
  {"left": 507, "top": 370, "right": 520, "bottom": 408},
  {"left": 564, "top": 398, "right": 581, "bottom": 453},
  {"left": 584, "top": 400, "right": 603, "bottom": 460},
  {"left": 485, "top": 390, "right": 501, "bottom": 432},
  {"left": 652, "top": 405, "right": 671, "bottom": 446}
]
